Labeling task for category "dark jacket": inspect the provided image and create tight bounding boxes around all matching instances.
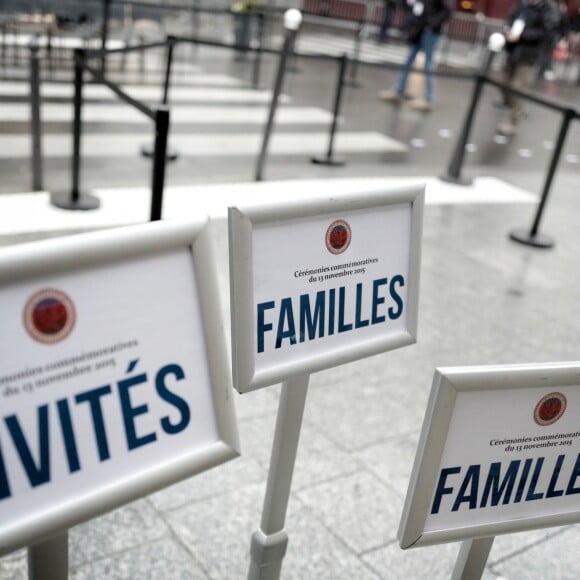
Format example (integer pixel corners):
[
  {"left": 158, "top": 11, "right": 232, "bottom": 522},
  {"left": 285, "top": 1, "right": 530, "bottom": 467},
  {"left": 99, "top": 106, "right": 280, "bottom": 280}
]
[
  {"left": 406, "top": 0, "right": 451, "bottom": 44},
  {"left": 505, "top": 0, "right": 554, "bottom": 64}
]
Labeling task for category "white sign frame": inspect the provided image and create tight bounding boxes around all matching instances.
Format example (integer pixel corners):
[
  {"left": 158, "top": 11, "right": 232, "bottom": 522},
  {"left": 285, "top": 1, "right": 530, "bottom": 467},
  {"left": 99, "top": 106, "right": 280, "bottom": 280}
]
[
  {"left": 0, "top": 219, "right": 239, "bottom": 556},
  {"left": 399, "top": 362, "right": 580, "bottom": 549},
  {"left": 229, "top": 186, "right": 424, "bottom": 393}
]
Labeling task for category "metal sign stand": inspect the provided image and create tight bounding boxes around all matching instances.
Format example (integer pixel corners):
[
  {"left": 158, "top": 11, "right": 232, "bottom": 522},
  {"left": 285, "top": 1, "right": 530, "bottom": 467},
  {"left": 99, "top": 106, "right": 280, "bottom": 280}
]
[
  {"left": 231, "top": 187, "right": 424, "bottom": 580},
  {"left": 450, "top": 537, "right": 494, "bottom": 580},
  {"left": 248, "top": 374, "right": 310, "bottom": 580},
  {"left": 1, "top": 221, "right": 239, "bottom": 578},
  {"left": 28, "top": 532, "right": 68, "bottom": 580},
  {"left": 398, "top": 363, "right": 580, "bottom": 578}
]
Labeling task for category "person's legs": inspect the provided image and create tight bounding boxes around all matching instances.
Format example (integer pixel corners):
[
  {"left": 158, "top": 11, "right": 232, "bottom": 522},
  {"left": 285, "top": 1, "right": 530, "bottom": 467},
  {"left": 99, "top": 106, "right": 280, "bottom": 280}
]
[
  {"left": 536, "top": 37, "right": 557, "bottom": 80},
  {"left": 422, "top": 31, "right": 439, "bottom": 103},
  {"left": 502, "top": 57, "right": 516, "bottom": 107},
  {"left": 408, "top": 31, "right": 439, "bottom": 111},
  {"left": 510, "top": 62, "right": 534, "bottom": 123},
  {"left": 498, "top": 61, "right": 534, "bottom": 135},
  {"left": 395, "top": 43, "right": 421, "bottom": 96},
  {"left": 379, "top": 2, "right": 393, "bottom": 41}
]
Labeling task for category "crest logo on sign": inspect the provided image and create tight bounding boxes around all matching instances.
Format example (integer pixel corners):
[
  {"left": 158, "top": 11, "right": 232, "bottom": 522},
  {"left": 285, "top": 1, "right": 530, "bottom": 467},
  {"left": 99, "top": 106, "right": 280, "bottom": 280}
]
[
  {"left": 325, "top": 219, "right": 351, "bottom": 255},
  {"left": 23, "top": 288, "right": 76, "bottom": 344},
  {"left": 534, "top": 392, "right": 567, "bottom": 426}
]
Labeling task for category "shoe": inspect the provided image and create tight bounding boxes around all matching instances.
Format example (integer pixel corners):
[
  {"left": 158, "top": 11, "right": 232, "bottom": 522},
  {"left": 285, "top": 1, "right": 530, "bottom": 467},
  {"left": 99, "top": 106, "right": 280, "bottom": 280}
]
[
  {"left": 411, "top": 99, "right": 433, "bottom": 112},
  {"left": 378, "top": 89, "right": 403, "bottom": 104},
  {"left": 497, "top": 121, "right": 517, "bottom": 136}
]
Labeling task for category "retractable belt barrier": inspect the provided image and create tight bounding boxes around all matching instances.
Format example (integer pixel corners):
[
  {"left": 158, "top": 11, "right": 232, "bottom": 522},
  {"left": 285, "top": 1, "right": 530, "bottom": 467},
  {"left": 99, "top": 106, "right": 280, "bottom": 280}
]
[
  {"left": 48, "top": 47, "right": 170, "bottom": 221},
  {"left": 25, "top": 10, "right": 579, "bottom": 246}
]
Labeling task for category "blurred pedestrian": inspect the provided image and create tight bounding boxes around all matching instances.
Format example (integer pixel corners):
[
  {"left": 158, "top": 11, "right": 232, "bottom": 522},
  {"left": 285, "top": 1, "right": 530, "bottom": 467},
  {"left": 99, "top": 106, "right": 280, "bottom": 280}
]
[
  {"left": 497, "top": 0, "right": 555, "bottom": 136},
  {"left": 536, "top": 0, "right": 568, "bottom": 80},
  {"left": 231, "top": 0, "right": 260, "bottom": 59},
  {"left": 378, "top": 0, "right": 451, "bottom": 112},
  {"left": 569, "top": 5, "right": 580, "bottom": 49},
  {"left": 378, "top": 0, "right": 397, "bottom": 42},
  {"left": 571, "top": 4, "right": 580, "bottom": 32},
  {"left": 400, "top": 0, "right": 414, "bottom": 35}
]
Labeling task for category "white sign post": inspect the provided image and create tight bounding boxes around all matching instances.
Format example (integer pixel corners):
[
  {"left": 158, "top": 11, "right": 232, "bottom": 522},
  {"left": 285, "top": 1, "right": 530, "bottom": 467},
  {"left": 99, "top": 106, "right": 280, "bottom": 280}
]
[
  {"left": 229, "top": 186, "right": 424, "bottom": 579},
  {"left": 398, "top": 362, "right": 580, "bottom": 579},
  {"left": 0, "top": 220, "right": 240, "bottom": 576}
]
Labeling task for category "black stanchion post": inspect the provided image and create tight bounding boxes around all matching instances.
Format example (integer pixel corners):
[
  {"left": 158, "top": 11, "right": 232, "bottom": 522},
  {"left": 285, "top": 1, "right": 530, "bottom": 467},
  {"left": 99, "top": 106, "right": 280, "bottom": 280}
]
[
  {"left": 191, "top": 0, "right": 200, "bottom": 55},
  {"left": 161, "top": 36, "right": 175, "bottom": 105},
  {"left": 251, "top": 12, "right": 265, "bottom": 89},
  {"left": 509, "top": 108, "right": 575, "bottom": 249},
  {"left": 150, "top": 106, "right": 170, "bottom": 222},
  {"left": 286, "top": 19, "right": 300, "bottom": 74},
  {"left": 440, "top": 33, "right": 506, "bottom": 186},
  {"left": 46, "top": 27, "right": 53, "bottom": 77},
  {"left": 1, "top": 24, "right": 6, "bottom": 69},
  {"left": 345, "top": 19, "right": 364, "bottom": 88},
  {"left": 141, "top": 37, "right": 178, "bottom": 161},
  {"left": 139, "top": 34, "right": 146, "bottom": 81},
  {"left": 311, "top": 53, "right": 348, "bottom": 166},
  {"left": 100, "top": 0, "right": 111, "bottom": 74},
  {"left": 51, "top": 49, "right": 100, "bottom": 210},
  {"left": 29, "top": 39, "right": 43, "bottom": 191},
  {"left": 15, "top": 27, "right": 21, "bottom": 67},
  {"left": 255, "top": 9, "right": 302, "bottom": 182},
  {"left": 70, "top": 51, "right": 86, "bottom": 201}
]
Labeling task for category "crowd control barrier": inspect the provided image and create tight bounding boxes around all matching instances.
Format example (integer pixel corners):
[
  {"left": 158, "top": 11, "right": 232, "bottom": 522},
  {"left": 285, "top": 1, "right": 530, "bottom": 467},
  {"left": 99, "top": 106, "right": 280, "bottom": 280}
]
[
  {"left": 507, "top": 106, "right": 577, "bottom": 249},
  {"left": 439, "top": 33, "right": 580, "bottom": 250},
  {"left": 254, "top": 10, "right": 302, "bottom": 183},
  {"left": 49, "top": 46, "right": 171, "bottom": 221},
  {"left": 441, "top": 32, "right": 506, "bottom": 186},
  {"left": 140, "top": 35, "right": 179, "bottom": 161},
  {"left": 24, "top": 6, "right": 578, "bottom": 247},
  {"left": 40, "top": 16, "right": 275, "bottom": 215},
  {"left": 49, "top": 49, "right": 101, "bottom": 212},
  {"left": 29, "top": 39, "right": 43, "bottom": 192},
  {"left": 311, "top": 53, "right": 348, "bottom": 167}
]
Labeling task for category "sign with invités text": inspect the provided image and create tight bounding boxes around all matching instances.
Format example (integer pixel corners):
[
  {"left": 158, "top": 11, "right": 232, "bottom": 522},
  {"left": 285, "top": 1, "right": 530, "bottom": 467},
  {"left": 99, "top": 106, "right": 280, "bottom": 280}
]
[
  {"left": 399, "top": 363, "right": 580, "bottom": 549},
  {"left": 228, "top": 186, "right": 424, "bottom": 392},
  {"left": 0, "top": 220, "right": 239, "bottom": 556}
]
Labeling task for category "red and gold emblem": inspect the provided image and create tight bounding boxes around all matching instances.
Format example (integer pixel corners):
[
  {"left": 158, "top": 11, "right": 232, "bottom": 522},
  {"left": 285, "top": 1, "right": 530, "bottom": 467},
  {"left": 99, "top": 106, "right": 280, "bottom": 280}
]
[
  {"left": 325, "top": 219, "right": 351, "bottom": 255},
  {"left": 534, "top": 392, "right": 567, "bottom": 426},
  {"left": 24, "top": 288, "right": 76, "bottom": 344}
]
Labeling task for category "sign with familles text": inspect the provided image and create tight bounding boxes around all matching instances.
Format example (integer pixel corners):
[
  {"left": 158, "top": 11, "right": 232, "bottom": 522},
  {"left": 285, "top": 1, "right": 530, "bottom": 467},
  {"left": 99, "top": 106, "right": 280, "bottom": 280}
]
[
  {"left": 228, "top": 186, "right": 424, "bottom": 392},
  {"left": 398, "top": 363, "right": 580, "bottom": 549},
  {"left": 0, "top": 220, "right": 239, "bottom": 556}
]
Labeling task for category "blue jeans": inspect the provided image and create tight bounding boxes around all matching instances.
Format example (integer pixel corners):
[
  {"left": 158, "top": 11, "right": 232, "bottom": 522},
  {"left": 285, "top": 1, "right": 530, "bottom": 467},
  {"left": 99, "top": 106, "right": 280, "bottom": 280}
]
[{"left": 395, "top": 31, "right": 440, "bottom": 103}]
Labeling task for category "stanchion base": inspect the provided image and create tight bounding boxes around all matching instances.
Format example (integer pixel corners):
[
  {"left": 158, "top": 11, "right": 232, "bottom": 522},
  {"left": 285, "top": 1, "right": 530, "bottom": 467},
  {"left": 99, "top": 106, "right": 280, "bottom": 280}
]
[
  {"left": 50, "top": 192, "right": 100, "bottom": 211},
  {"left": 141, "top": 145, "right": 179, "bottom": 162},
  {"left": 439, "top": 173, "right": 474, "bottom": 186},
  {"left": 509, "top": 229, "right": 555, "bottom": 249},
  {"left": 311, "top": 155, "right": 346, "bottom": 167},
  {"left": 344, "top": 79, "right": 362, "bottom": 88}
]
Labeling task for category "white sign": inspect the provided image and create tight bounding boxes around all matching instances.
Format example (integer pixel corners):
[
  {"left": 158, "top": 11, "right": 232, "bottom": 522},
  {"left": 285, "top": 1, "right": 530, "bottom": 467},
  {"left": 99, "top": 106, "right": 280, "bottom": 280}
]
[
  {"left": 229, "top": 186, "right": 424, "bottom": 392},
  {"left": 399, "top": 363, "right": 580, "bottom": 549},
  {"left": 0, "top": 220, "right": 239, "bottom": 556}
]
